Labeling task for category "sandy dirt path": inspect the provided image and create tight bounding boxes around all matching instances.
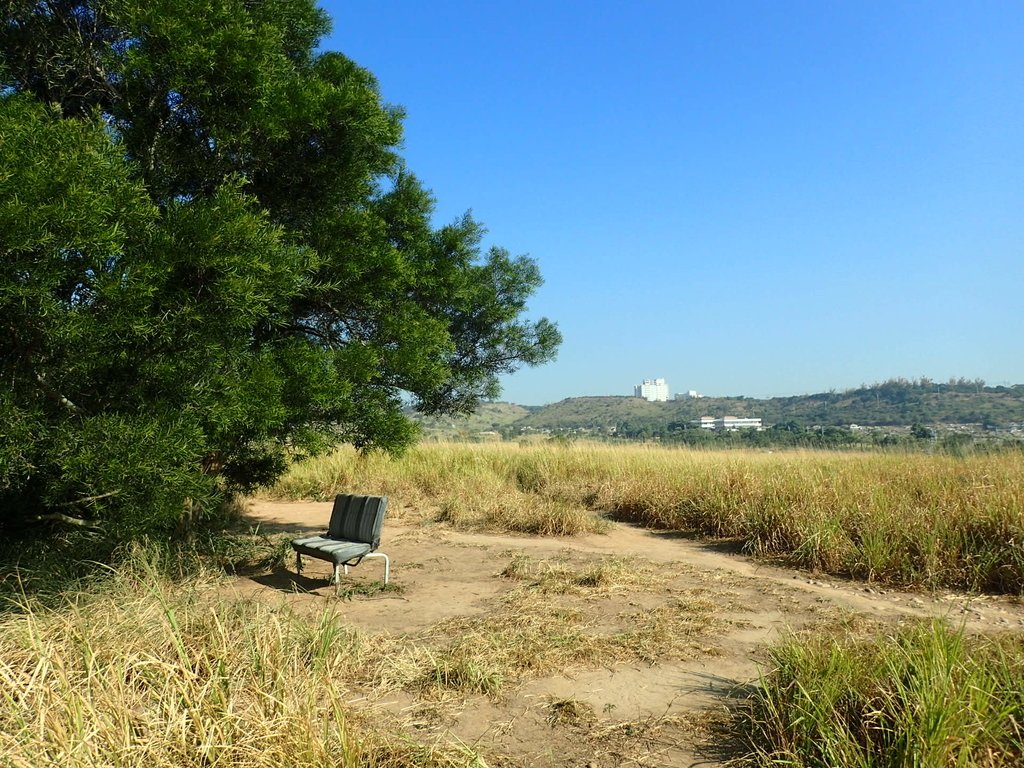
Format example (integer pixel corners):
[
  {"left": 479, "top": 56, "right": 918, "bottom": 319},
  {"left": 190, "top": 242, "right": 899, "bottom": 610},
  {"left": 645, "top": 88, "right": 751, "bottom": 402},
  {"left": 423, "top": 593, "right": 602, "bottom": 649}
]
[{"left": 232, "top": 500, "right": 1024, "bottom": 767}]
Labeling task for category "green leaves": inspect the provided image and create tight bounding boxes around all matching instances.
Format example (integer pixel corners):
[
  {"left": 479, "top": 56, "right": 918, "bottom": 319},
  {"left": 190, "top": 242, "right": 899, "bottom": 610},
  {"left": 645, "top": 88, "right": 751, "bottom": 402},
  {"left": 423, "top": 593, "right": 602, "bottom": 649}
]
[{"left": 1, "top": 0, "right": 559, "bottom": 542}]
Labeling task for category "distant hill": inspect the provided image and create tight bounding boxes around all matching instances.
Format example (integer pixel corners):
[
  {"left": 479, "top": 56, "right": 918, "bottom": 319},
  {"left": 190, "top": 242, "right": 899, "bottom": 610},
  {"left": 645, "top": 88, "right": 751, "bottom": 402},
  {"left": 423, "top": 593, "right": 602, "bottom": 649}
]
[
  {"left": 410, "top": 380, "right": 1024, "bottom": 440},
  {"left": 412, "top": 401, "right": 535, "bottom": 439}
]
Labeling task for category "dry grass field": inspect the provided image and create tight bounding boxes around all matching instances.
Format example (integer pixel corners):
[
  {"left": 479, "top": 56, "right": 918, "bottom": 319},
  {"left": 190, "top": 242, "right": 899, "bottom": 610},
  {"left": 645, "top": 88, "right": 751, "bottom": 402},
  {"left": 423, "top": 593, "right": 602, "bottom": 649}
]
[
  {"left": 273, "top": 442, "right": 1024, "bottom": 593},
  {"left": 3, "top": 442, "right": 1023, "bottom": 766}
]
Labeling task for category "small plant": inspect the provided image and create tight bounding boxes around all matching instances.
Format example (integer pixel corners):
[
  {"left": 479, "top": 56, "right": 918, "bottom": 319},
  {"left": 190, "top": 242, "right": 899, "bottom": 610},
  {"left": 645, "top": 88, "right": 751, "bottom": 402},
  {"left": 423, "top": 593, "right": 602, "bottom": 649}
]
[
  {"left": 424, "top": 654, "right": 505, "bottom": 697},
  {"left": 335, "top": 580, "right": 404, "bottom": 601},
  {"left": 545, "top": 697, "right": 596, "bottom": 727}
]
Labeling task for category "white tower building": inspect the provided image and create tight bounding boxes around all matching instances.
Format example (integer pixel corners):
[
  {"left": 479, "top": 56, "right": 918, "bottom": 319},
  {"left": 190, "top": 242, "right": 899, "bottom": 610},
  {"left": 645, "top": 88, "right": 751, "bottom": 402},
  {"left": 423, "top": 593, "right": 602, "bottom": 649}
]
[{"left": 634, "top": 378, "right": 669, "bottom": 402}]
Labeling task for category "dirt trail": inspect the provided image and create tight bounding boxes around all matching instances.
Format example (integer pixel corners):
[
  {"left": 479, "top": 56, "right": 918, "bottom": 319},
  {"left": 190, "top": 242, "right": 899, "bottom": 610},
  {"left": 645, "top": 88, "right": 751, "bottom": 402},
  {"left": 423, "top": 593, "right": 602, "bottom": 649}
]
[{"left": 234, "top": 500, "right": 1024, "bottom": 767}]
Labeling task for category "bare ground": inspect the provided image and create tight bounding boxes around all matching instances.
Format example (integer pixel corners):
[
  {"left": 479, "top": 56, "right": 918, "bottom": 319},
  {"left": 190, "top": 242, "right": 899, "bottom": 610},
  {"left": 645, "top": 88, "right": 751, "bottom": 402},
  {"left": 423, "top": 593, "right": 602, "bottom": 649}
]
[{"left": 229, "top": 500, "right": 1024, "bottom": 768}]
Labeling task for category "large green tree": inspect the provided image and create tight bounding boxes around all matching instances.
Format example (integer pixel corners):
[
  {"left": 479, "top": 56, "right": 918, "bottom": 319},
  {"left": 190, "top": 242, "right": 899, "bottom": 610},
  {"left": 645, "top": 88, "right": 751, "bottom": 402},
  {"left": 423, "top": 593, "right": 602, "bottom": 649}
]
[{"left": 0, "top": 0, "right": 560, "bottom": 538}]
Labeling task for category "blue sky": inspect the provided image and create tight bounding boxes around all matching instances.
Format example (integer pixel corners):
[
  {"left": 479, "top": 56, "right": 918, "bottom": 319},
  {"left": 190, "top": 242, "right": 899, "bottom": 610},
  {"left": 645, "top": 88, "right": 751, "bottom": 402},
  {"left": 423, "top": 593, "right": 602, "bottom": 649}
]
[{"left": 321, "top": 1, "right": 1024, "bottom": 405}]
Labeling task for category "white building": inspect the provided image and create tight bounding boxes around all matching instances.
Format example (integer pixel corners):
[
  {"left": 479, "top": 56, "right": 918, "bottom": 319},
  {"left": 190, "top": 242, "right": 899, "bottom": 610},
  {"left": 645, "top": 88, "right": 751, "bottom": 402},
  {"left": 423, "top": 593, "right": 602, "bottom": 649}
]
[
  {"left": 634, "top": 378, "right": 669, "bottom": 402},
  {"left": 675, "top": 390, "right": 703, "bottom": 400},
  {"left": 693, "top": 416, "right": 763, "bottom": 431}
]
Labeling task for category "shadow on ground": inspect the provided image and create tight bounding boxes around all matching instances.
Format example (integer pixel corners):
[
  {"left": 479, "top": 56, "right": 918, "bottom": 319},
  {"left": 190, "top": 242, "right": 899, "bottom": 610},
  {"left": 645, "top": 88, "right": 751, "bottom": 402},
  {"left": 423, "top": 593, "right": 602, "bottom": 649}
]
[
  {"left": 246, "top": 564, "right": 333, "bottom": 593},
  {"left": 610, "top": 518, "right": 749, "bottom": 557},
  {"left": 240, "top": 515, "right": 323, "bottom": 536}
]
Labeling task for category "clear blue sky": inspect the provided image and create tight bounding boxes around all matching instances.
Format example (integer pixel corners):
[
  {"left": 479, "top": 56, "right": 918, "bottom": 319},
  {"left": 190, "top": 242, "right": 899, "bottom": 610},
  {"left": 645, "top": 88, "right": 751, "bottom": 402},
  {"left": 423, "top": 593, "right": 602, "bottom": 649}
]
[{"left": 321, "top": 1, "right": 1024, "bottom": 405}]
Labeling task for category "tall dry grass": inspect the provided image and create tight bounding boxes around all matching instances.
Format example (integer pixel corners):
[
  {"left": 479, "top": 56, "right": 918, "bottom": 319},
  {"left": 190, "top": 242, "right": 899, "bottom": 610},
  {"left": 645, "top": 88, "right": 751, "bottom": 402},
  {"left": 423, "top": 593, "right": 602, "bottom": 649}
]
[
  {"left": 0, "top": 546, "right": 485, "bottom": 768},
  {"left": 0, "top": 543, "right": 719, "bottom": 765},
  {"left": 269, "top": 442, "right": 1024, "bottom": 593}
]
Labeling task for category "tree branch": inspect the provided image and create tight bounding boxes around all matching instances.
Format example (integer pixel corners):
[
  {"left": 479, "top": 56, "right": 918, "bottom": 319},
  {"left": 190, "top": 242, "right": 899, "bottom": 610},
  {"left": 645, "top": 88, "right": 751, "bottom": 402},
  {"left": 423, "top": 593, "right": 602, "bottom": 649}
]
[
  {"left": 35, "top": 373, "right": 82, "bottom": 413},
  {"left": 30, "top": 512, "right": 103, "bottom": 530},
  {"left": 53, "top": 491, "right": 119, "bottom": 508}
]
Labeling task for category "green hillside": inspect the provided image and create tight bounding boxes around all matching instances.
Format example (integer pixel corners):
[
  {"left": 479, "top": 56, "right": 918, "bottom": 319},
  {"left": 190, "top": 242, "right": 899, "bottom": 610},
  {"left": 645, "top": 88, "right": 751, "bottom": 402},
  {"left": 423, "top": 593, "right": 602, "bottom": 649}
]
[
  {"left": 412, "top": 401, "right": 535, "bottom": 439},
  {"left": 410, "top": 380, "right": 1024, "bottom": 442}
]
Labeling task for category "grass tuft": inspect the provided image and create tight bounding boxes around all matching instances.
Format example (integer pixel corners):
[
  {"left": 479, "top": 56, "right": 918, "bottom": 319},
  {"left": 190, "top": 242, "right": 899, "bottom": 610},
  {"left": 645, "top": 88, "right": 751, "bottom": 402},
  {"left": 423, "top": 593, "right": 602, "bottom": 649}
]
[
  {"left": 745, "top": 620, "right": 1024, "bottom": 767},
  {"left": 499, "top": 553, "right": 670, "bottom": 596},
  {"left": 545, "top": 697, "right": 597, "bottom": 727}
]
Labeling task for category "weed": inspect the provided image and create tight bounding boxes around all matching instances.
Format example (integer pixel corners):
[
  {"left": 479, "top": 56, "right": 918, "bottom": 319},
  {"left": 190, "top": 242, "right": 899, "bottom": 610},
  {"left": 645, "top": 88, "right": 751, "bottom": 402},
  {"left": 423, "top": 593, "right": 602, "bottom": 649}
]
[
  {"left": 545, "top": 697, "right": 596, "bottom": 727},
  {"left": 499, "top": 552, "right": 679, "bottom": 596},
  {"left": 336, "top": 580, "right": 405, "bottom": 601}
]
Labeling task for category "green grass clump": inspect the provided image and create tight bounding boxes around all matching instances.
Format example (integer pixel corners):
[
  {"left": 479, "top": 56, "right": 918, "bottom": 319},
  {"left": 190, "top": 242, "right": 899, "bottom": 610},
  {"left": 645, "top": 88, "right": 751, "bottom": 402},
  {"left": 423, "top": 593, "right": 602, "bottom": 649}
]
[{"left": 746, "top": 620, "right": 1024, "bottom": 767}]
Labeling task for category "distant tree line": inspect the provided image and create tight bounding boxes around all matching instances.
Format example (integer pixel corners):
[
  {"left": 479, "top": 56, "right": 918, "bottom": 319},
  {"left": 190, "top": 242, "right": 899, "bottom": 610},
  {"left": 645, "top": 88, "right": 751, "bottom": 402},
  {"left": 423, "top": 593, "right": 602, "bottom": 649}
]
[
  {"left": 515, "top": 422, "right": 1022, "bottom": 454},
  {"left": 499, "top": 379, "right": 1024, "bottom": 436}
]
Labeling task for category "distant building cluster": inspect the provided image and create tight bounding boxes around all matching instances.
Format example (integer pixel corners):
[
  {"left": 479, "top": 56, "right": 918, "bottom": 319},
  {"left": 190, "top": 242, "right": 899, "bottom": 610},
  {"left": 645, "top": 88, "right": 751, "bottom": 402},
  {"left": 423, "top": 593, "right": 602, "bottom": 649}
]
[
  {"left": 633, "top": 379, "right": 761, "bottom": 430},
  {"left": 635, "top": 378, "right": 709, "bottom": 402},
  {"left": 676, "top": 390, "right": 703, "bottom": 399},
  {"left": 693, "top": 416, "right": 763, "bottom": 431},
  {"left": 634, "top": 378, "right": 669, "bottom": 402}
]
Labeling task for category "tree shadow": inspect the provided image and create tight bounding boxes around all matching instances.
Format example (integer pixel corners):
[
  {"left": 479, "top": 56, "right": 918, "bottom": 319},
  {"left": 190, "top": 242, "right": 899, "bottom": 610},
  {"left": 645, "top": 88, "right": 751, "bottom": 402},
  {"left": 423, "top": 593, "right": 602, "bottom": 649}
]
[
  {"left": 649, "top": 529, "right": 748, "bottom": 556},
  {"left": 679, "top": 673, "right": 761, "bottom": 766},
  {"left": 677, "top": 670, "right": 759, "bottom": 700},
  {"left": 247, "top": 563, "right": 329, "bottom": 593},
  {"left": 236, "top": 513, "right": 323, "bottom": 536},
  {"left": 606, "top": 515, "right": 749, "bottom": 556},
  {"left": 246, "top": 562, "right": 401, "bottom": 600}
]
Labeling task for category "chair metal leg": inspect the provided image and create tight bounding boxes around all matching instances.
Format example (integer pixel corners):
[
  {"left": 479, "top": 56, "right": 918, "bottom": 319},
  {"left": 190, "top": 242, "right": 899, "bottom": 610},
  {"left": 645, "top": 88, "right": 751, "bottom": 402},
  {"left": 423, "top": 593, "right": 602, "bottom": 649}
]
[
  {"left": 295, "top": 551, "right": 302, "bottom": 573},
  {"left": 332, "top": 563, "right": 341, "bottom": 595},
  {"left": 363, "top": 552, "right": 390, "bottom": 584},
  {"left": 315, "top": 552, "right": 391, "bottom": 597}
]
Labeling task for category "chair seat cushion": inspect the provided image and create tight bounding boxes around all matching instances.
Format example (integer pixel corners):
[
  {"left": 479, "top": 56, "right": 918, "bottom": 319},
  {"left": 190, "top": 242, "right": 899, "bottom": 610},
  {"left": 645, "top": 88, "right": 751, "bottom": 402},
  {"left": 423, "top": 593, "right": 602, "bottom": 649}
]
[{"left": 292, "top": 536, "right": 372, "bottom": 565}]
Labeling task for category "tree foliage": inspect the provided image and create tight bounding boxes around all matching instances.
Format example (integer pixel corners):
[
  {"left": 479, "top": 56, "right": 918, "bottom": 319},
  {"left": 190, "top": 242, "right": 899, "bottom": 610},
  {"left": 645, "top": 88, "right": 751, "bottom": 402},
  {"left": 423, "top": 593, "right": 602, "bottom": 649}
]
[{"left": 0, "top": 0, "right": 560, "bottom": 538}]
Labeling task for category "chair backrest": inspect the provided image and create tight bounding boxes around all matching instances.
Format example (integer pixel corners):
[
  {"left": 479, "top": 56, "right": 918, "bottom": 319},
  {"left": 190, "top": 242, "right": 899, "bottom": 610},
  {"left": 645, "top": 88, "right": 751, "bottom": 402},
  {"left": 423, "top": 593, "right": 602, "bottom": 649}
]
[{"left": 327, "top": 494, "right": 388, "bottom": 549}]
